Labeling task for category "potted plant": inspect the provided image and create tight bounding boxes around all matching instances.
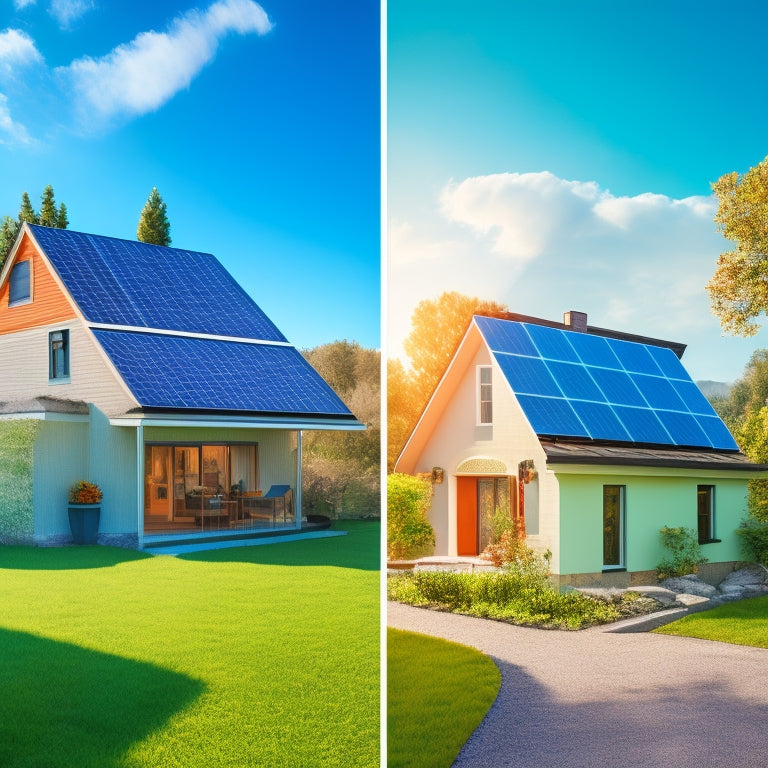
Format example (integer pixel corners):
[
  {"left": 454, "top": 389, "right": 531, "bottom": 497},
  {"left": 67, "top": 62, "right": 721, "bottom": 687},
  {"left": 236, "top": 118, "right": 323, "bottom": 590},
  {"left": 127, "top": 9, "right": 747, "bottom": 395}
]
[{"left": 68, "top": 481, "right": 102, "bottom": 544}]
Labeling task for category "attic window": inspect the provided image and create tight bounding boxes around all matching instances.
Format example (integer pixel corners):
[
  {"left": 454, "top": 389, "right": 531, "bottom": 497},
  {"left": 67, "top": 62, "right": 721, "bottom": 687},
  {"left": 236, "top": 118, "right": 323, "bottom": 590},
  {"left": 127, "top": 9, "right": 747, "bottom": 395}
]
[
  {"left": 477, "top": 365, "right": 492, "bottom": 425},
  {"left": 8, "top": 260, "right": 31, "bottom": 306}
]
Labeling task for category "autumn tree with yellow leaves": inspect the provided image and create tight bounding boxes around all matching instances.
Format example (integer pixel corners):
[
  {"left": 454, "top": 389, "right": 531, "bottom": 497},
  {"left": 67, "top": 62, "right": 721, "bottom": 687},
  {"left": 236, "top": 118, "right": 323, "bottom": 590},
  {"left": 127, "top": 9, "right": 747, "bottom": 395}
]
[
  {"left": 707, "top": 156, "right": 768, "bottom": 336},
  {"left": 387, "top": 291, "right": 507, "bottom": 471}
]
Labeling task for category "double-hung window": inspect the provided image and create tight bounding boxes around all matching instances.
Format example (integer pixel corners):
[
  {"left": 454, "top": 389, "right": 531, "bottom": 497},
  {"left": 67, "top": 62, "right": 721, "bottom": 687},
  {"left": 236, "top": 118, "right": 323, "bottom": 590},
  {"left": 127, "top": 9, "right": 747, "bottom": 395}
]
[
  {"left": 49, "top": 329, "right": 70, "bottom": 382},
  {"left": 697, "top": 485, "right": 715, "bottom": 543},
  {"left": 477, "top": 365, "right": 492, "bottom": 425}
]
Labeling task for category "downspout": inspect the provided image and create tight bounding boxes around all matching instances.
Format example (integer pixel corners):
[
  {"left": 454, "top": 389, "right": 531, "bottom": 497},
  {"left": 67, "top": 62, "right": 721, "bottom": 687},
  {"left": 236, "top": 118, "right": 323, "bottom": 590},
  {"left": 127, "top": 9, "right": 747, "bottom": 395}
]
[
  {"left": 296, "top": 429, "right": 303, "bottom": 530},
  {"left": 137, "top": 424, "right": 144, "bottom": 549}
]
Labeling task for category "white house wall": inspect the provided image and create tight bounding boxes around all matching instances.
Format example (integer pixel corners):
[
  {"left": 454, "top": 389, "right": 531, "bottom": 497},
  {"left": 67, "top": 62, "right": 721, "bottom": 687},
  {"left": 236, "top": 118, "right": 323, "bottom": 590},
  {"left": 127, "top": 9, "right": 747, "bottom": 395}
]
[
  {"left": 406, "top": 341, "right": 561, "bottom": 565},
  {"left": 0, "top": 321, "right": 136, "bottom": 416}
]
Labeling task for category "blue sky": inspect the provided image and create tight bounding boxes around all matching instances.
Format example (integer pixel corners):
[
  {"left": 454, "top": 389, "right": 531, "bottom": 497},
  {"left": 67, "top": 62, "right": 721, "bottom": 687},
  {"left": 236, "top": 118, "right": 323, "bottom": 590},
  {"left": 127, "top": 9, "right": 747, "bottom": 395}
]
[
  {"left": 388, "top": 0, "right": 768, "bottom": 382},
  {"left": 0, "top": 0, "right": 380, "bottom": 351}
]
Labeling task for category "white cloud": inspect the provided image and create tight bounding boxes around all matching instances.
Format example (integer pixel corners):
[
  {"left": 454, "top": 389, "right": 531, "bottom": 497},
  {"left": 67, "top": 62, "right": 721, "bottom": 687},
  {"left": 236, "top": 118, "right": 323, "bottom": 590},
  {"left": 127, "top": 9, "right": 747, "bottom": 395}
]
[
  {"left": 49, "top": 0, "right": 94, "bottom": 28},
  {"left": 58, "top": 0, "right": 272, "bottom": 124},
  {"left": 0, "top": 29, "right": 43, "bottom": 73},
  {"left": 0, "top": 92, "right": 31, "bottom": 144},
  {"left": 13, "top": 0, "right": 37, "bottom": 9},
  {"left": 390, "top": 170, "right": 758, "bottom": 381}
]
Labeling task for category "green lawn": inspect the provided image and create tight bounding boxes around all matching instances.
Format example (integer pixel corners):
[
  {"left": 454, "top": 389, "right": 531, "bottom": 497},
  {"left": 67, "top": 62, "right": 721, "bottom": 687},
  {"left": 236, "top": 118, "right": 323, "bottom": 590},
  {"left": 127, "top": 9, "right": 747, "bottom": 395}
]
[
  {"left": 654, "top": 595, "right": 768, "bottom": 648},
  {"left": 0, "top": 521, "right": 379, "bottom": 768},
  {"left": 387, "top": 628, "right": 500, "bottom": 768}
]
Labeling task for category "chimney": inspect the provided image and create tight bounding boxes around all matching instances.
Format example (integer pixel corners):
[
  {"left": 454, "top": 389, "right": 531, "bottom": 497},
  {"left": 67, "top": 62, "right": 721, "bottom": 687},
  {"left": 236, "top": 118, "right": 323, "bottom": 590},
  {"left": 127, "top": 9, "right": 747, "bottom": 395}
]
[{"left": 564, "top": 311, "right": 588, "bottom": 333}]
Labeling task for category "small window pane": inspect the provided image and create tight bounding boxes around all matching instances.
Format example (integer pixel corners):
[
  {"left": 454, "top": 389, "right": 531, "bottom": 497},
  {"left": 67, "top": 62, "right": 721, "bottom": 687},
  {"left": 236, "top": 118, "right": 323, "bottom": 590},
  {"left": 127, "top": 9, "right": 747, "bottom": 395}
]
[
  {"left": 697, "top": 485, "right": 714, "bottom": 542},
  {"left": 9, "top": 261, "right": 30, "bottom": 305},
  {"left": 479, "top": 366, "right": 492, "bottom": 424},
  {"left": 49, "top": 329, "right": 69, "bottom": 380}
]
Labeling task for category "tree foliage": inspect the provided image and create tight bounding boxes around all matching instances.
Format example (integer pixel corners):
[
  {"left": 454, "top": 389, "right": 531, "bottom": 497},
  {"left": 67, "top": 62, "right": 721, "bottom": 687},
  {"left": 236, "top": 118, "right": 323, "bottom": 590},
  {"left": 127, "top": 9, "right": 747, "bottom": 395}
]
[
  {"left": 0, "top": 186, "right": 69, "bottom": 270},
  {"left": 707, "top": 156, "right": 768, "bottom": 336},
  {"left": 301, "top": 341, "right": 380, "bottom": 517},
  {"left": 137, "top": 187, "right": 171, "bottom": 246},
  {"left": 387, "top": 291, "right": 508, "bottom": 471},
  {"left": 387, "top": 473, "right": 434, "bottom": 559}
]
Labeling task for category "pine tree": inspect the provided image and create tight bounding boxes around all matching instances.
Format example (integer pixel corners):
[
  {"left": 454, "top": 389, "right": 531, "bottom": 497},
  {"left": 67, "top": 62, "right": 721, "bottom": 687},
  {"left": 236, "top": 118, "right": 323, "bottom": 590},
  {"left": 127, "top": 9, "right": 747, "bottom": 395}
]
[
  {"left": 56, "top": 202, "right": 69, "bottom": 229},
  {"left": 39, "top": 185, "right": 58, "bottom": 227},
  {"left": 18, "top": 192, "right": 37, "bottom": 224},
  {"left": 137, "top": 187, "right": 171, "bottom": 246},
  {"left": 0, "top": 216, "right": 20, "bottom": 271}
]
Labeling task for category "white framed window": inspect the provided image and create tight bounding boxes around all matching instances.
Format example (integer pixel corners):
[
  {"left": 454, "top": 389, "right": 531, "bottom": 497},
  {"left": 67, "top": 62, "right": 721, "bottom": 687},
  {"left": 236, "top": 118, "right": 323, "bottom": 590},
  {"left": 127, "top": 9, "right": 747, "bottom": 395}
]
[
  {"left": 49, "top": 329, "right": 70, "bottom": 382},
  {"left": 477, "top": 365, "right": 492, "bottom": 425}
]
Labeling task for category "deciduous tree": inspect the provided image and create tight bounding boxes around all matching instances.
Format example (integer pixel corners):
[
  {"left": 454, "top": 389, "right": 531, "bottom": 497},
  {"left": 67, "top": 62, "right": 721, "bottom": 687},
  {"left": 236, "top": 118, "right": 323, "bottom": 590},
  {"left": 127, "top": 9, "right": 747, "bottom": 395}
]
[
  {"left": 707, "top": 156, "right": 768, "bottom": 336},
  {"left": 137, "top": 187, "right": 171, "bottom": 246}
]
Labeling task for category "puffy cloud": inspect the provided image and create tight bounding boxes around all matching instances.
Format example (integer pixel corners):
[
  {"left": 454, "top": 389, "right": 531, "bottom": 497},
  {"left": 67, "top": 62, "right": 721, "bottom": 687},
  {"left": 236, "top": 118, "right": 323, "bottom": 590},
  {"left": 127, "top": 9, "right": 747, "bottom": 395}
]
[
  {"left": 0, "top": 92, "right": 31, "bottom": 144},
  {"left": 13, "top": 0, "right": 36, "bottom": 9},
  {"left": 58, "top": 0, "right": 272, "bottom": 124},
  {"left": 49, "top": 0, "right": 94, "bottom": 27},
  {"left": 0, "top": 29, "right": 43, "bottom": 73},
  {"left": 390, "top": 170, "right": 756, "bottom": 380}
]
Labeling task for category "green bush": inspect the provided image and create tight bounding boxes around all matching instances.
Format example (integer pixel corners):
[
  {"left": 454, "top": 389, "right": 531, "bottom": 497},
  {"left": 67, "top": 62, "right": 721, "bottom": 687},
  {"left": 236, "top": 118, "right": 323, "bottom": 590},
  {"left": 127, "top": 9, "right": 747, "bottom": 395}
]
[
  {"left": 387, "top": 473, "right": 435, "bottom": 560},
  {"left": 387, "top": 566, "right": 620, "bottom": 630},
  {"left": 656, "top": 526, "right": 707, "bottom": 579},
  {"left": 737, "top": 518, "right": 768, "bottom": 564}
]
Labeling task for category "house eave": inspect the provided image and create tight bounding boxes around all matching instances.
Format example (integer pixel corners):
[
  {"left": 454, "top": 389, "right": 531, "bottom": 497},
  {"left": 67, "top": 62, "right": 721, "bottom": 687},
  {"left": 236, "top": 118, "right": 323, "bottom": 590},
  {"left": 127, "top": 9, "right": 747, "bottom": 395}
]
[
  {"left": 540, "top": 439, "right": 768, "bottom": 476},
  {"left": 109, "top": 411, "right": 365, "bottom": 431}
]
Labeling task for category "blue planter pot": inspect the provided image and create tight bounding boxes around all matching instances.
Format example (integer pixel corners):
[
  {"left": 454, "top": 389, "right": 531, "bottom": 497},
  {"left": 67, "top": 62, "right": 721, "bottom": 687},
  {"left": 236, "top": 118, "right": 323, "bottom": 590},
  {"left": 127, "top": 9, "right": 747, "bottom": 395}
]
[{"left": 68, "top": 504, "right": 100, "bottom": 544}]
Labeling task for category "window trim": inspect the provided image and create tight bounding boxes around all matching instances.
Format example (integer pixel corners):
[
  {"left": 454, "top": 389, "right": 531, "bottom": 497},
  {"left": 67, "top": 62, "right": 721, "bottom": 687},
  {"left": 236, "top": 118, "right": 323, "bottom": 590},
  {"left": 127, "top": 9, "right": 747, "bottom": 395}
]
[
  {"left": 697, "top": 485, "right": 718, "bottom": 544},
  {"left": 477, "top": 365, "right": 493, "bottom": 426},
  {"left": 48, "top": 328, "right": 70, "bottom": 383},
  {"left": 8, "top": 259, "right": 32, "bottom": 307}
]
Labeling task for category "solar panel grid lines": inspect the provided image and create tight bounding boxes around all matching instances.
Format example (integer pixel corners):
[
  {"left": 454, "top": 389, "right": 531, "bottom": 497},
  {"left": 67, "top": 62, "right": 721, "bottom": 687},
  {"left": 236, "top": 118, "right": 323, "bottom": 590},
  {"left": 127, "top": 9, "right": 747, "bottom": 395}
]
[
  {"left": 32, "top": 226, "right": 287, "bottom": 343},
  {"left": 92, "top": 330, "right": 352, "bottom": 416},
  {"left": 473, "top": 315, "right": 739, "bottom": 451}
]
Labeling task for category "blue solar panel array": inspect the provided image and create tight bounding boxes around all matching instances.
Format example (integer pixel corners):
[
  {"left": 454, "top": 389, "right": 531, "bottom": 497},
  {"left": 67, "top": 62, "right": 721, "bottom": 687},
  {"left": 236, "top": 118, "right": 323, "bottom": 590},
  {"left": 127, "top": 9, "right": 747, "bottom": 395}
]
[
  {"left": 93, "top": 330, "right": 354, "bottom": 416},
  {"left": 31, "top": 226, "right": 286, "bottom": 342},
  {"left": 474, "top": 316, "right": 739, "bottom": 451}
]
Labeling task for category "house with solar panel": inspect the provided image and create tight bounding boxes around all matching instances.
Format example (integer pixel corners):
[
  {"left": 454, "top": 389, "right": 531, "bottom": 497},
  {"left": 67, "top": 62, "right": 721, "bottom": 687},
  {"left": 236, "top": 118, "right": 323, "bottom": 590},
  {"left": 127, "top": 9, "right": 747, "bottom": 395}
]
[
  {"left": 0, "top": 223, "right": 363, "bottom": 547},
  {"left": 396, "top": 311, "right": 768, "bottom": 586}
]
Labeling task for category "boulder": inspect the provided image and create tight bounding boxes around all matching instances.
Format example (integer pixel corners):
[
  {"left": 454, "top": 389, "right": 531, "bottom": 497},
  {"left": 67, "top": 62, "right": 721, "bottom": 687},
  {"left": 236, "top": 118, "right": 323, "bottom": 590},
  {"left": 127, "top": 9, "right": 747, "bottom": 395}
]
[
  {"left": 719, "top": 565, "right": 768, "bottom": 590},
  {"left": 675, "top": 593, "right": 711, "bottom": 607},
  {"left": 660, "top": 575, "right": 719, "bottom": 598}
]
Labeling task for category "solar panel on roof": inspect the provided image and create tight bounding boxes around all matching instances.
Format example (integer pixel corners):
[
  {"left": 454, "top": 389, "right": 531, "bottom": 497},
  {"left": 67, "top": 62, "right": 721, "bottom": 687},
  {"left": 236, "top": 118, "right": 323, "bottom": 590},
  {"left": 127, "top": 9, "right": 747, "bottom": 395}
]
[
  {"left": 31, "top": 226, "right": 286, "bottom": 342},
  {"left": 476, "top": 316, "right": 739, "bottom": 450},
  {"left": 92, "top": 330, "right": 352, "bottom": 416}
]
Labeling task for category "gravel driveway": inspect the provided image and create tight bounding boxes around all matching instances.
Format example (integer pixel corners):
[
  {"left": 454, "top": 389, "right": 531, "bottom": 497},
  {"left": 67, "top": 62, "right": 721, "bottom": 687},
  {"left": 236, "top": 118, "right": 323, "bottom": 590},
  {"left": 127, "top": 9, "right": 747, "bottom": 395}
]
[{"left": 388, "top": 601, "right": 768, "bottom": 768}]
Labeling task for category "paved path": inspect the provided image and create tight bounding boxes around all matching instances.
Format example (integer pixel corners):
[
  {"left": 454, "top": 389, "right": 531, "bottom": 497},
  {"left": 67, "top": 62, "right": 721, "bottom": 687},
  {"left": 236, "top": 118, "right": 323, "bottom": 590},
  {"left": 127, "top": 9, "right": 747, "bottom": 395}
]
[{"left": 388, "top": 601, "right": 768, "bottom": 768}]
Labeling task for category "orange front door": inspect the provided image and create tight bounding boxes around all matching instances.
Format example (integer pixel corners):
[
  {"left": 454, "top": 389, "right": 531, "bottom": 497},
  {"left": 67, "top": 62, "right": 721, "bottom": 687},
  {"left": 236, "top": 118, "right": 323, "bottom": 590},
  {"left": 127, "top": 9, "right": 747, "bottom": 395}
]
[{"left": 456, "top": 476, "right": 478, "bottom": 556}]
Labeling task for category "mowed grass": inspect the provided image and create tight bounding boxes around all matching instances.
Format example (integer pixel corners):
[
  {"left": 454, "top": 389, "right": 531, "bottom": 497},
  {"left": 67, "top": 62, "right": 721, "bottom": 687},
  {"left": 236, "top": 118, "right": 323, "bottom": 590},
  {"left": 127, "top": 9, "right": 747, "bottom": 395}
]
[
  {"left": 0, "top": 522, "right": 379, "bottom": 768},
  {"left": 387, "top": 628, "right": 500, "bottom": 768},
  {"left": 654, "top": 595, "right": 768, "bottom": 648}
]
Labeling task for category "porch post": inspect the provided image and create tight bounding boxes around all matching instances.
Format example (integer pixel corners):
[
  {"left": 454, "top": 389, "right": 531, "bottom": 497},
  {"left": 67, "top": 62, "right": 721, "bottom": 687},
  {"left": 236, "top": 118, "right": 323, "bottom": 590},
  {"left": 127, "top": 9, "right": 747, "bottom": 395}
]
[
  {"left": 295, "top": 429, "right": 303, "bottom": 530},
  {"left": 137, "top": 424, "right": 144, "bottom": 549}
]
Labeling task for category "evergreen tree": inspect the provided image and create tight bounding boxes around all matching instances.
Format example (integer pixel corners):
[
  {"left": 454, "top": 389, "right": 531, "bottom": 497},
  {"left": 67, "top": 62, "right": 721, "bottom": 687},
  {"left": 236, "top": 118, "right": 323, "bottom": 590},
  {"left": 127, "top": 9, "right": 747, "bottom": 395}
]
[
  {"left": 137, "top": 187, "right": 171, "bottom": 246},
  {"left": 56, "top": 202, "right": 69, "bottom": 229},
  {"left": 18, "top": 192, "right": 37, "bottom": 224},
  {"left": 0, "top": 216, "right": 20, "bottom": 271},
  {"left": 39, "top": 185, "right": 58, "bottom": 227}
]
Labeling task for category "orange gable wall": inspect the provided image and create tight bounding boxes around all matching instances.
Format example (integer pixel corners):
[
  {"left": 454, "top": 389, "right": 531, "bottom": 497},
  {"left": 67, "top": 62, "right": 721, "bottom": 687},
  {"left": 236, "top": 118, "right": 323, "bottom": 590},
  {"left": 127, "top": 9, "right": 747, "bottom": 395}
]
[{"left": 0, "top": 234, "right": 76, "bottom": 334}]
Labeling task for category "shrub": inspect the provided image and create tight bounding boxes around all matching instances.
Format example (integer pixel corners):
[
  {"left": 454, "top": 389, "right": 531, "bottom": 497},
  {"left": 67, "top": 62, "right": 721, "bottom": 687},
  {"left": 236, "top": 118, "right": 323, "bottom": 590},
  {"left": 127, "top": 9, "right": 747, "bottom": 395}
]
[
  {"left": 387, "top": 473, "right": 435, "bottom": 560},
  {"left": 656, "top": 526, "right": 707, "bottom": 579},
  {"left": 386, "top": 567, "right": 619, "bottom": 629},
  {"left": 737, "top": 518, "right": 768, "bottom": 564},
  {"left": 68, "top": 481, "right": 103, "bottom": 504}
]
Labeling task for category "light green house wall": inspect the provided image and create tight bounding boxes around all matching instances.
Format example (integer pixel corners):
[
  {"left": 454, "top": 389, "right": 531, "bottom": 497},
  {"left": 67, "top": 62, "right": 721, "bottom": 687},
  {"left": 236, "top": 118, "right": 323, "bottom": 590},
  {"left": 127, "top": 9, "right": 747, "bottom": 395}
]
[
  {"left": 32, "top": 419, "right": 88, "bottom": 540},
  {"left": 556, "top": 470, "right": 749, "bottom": 581}
]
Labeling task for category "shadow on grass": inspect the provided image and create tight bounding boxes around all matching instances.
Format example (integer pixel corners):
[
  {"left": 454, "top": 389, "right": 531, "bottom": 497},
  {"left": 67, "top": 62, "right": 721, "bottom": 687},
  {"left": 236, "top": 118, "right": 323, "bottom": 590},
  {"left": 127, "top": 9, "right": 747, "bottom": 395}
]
[
  {"left": 179, "top": 520, "right": 381, "bottom": 571},
  {"left": 0, "top": 628, "right": 204, "bottom": 768},
  {"left": 0, "top": 546, "right": 153, "bottom": 571}
]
